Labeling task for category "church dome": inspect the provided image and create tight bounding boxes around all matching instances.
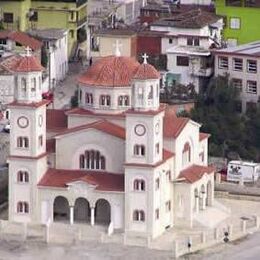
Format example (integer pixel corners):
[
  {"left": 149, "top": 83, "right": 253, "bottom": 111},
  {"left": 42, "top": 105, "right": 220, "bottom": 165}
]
[
  {"left": 133, "top": 63, "right": 160, "bottom": 80},
  {"left": 78, "top": 56, "right": 140, "bottom": 87},
  {"left": 12, "top": 55, "right": 44, "bottom": 72}
]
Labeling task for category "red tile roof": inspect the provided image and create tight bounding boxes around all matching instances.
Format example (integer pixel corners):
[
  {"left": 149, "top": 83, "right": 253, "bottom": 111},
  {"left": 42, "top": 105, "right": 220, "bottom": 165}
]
[
  {"left": 199, "top": 132, "right": 210, "bottom": 141},
  {"left": 178, "top": 164, "right": 215, "bottom": 183},
  {"left": 46, "top": 109, "right": 67, "bottom": 131},
  {"left": 55, "top": 120, "right": 126, "bottom": 140},
  {"left": 0, "top": 31, "right": 42, "bottom": 50},
  {"left": 124, "top": 149, "right": 174, "bottom": 168},
  {"left": 38, "top": 168, "right": 124, "bottom": 192},
  {"left": 46, "top": 139, "right": 56, "bottom": 153},
  {"left": 11, "top": 55, "right": 44, "bottom": 72},
  {"left": 133, "top": 63, "right": 160, "bottom": 80},
  {"left": 77, "top": 56, "right": 140, "bottom": 87},
  {"left": 163, "top": 114, "right": 189, "bottom": 138}
]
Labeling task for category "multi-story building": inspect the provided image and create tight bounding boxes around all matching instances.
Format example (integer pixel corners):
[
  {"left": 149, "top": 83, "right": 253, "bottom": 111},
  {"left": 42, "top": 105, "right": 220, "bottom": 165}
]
[
  {"left": 150, "top": 9, "right": 223, "bottom": 92},
  {"left": 0, "top": 0, "right": 88, "bottom": 59},
  {"left": 213, "top": 41, "right": 260, "bottom": 112},
  {"left": 28, "top": 29, "right": 68, "bottom": 87},
  {"left": 215, "top": 0, "right": 260, "bottom": 46}
]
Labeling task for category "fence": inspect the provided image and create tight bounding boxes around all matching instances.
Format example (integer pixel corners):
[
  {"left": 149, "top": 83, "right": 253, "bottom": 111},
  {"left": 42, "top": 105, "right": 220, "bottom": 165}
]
[
  {"left": 0, "top": 216, "right": 259, "bottom": 258},
  {"left": 172, "top": 215, "right": 260, "bottom": 258}
]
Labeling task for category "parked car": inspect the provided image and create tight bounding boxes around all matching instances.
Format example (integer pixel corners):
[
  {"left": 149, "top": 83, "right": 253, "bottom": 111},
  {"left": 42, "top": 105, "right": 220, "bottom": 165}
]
[
  {"left": 3, "top": 123, "right": 10, "bottom": 133},
  {"left": 42, "top": 91, "right": 54, "bottom": 103}
]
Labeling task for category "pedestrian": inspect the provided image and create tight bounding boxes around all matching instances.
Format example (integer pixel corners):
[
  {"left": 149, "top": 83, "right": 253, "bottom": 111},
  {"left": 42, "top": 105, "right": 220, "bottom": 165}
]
[{"left": 89, "top": 57, "right": 93, "bottom": 67}]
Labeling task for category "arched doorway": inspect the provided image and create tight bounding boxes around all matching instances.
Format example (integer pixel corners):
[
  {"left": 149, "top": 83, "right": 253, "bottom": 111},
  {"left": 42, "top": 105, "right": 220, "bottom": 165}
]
[
  {"left": 206, "top": 181, "right": 212, "bottom": 206},
  {"left": 53, "top": 196, "right": 69, "bottom": 222},
  {"left": 199, "top": 185, "right": 206, "bottom": 210},
  {"left": 194, "top": 188, "right": 199, "bottom": 212},
  {"left": 95, "top": 199, "right": 111, "bottom": 225},
  {"left": 74, "top": 198, "right": 90, "bottom": 223}
]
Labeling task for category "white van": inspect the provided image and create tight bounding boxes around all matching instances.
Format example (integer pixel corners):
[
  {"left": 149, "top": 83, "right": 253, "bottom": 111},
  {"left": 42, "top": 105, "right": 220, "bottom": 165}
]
[{"left": 227, "top": 160, "right": 260, "bottom": 182}]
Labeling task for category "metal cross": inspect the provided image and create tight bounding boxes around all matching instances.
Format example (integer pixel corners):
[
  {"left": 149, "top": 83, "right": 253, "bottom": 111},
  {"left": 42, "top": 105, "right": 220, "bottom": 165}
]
[
  {"left": 113, "top": 40, "right": 122, "bottom": 57},
  {"left": 25, "top": 46, "right": 32, "bottom": 57}
]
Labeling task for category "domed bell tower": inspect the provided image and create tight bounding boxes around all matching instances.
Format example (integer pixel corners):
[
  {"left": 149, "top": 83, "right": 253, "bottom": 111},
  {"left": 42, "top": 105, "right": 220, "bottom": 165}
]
[{"left": 8, "top": 47, "right": 48, "bottom": 223}]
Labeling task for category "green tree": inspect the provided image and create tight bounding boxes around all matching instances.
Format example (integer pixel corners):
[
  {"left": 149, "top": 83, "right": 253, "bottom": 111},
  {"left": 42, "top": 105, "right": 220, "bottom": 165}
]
[{"left": 184, "top": 75, "right": 260, "bottom": 162}]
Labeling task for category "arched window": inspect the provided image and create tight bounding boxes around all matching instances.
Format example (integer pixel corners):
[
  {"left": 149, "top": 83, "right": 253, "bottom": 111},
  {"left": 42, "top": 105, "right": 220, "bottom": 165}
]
[
  {"left": 17, "top": 137, "right": 29, "bottom": 148},
  {"left": 79, "top": 154, "right": 85, "bottom": 168},
  {"left": 118, "top": 96, "right": 123, "bottom": 106},
  {"left": 133, "top": 179, "right": 145, "bottom": 191},
  {"left": 21, "top": 78, "right": 27, "bottom": 92},
  {"left": 17, "top": 171, "right": 29, "bottom": 183},
  {"left": 148, "top": 85, "right": 153, "bottom": 99},
  {"left": 31, "top": 78, "right": 37, "bottom": 93},
  {"left": 133, "top": 145, "right": 145, "bottom": 156},
  {"left": 39, "top": 76, "right": 42, "bottom": 90},
  {"left": 133, "top": 210, "right": 145, "bottom": 221},
  {"left": 17, "top": 202, "right": 29, "bottom": 213},
  {"left": 118, "top": 95, "right": 130, "bottom": 106},
  {"left": 100, "top": 95, "right": 110, "bottom": 106},
  {"left": 85, "top": 92, "right": 93, "bottom": 105},
  {"left": 182, "top": 142, "right": 191, "bottom": 166},
  {"left": 124, "top": 95, "right": 129, "bottom": 106},
  {"left": 79, "top": 150, "right": 106, "bottom": 170}
]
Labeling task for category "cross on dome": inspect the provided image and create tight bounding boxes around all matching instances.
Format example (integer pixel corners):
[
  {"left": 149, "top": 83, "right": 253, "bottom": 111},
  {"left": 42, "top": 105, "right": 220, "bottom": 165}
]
[
  {"left": 113, "top": 40, "right": 122, "bottom": 57},
  {"left": 142, "top": 53, "right": 149, "bottom": 64},
  {"left": 25, "top": 46, "right": 32, "bottom": 57}
]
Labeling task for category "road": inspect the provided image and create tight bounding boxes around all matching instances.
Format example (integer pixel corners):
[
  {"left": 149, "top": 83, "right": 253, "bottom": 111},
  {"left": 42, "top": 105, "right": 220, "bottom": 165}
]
[{"left": 188, "top": 231, "right": 260, "bottom": 260}]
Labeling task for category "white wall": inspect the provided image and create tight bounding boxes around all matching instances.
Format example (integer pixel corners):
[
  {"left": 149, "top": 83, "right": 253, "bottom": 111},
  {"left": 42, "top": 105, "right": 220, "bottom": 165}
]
[{"left": 55, "top": 129, "right": 125, "bottom": 173}]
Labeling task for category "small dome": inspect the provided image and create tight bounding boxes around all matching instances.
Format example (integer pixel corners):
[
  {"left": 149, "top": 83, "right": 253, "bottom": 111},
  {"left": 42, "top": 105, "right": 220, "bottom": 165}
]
[
  {"left": 133, "top": 63, "right": 160, "bottom": 80},
  {"left": 12, "top": 55, "right": 44, "bottom": 72},
  {"left": 78, "top": 56, "right": 140, "bottom": 87}
]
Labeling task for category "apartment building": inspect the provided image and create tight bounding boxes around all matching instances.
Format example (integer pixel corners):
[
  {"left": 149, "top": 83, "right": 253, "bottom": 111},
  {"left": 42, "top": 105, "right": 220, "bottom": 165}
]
[
  {"left": 214, "top": 41, "right": 260, "bottom": 112},
  {"left": 0, "top": 0, "right": 88, "bottom": 58},
  {"left": 215, "top": 0, "right": 260, "bottom": 46}
]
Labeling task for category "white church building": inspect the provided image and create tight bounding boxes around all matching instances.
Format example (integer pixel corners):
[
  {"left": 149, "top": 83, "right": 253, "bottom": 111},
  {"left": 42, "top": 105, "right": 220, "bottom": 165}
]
[{"left": 8, "top": 49, "right": 215, "bottom": 239}]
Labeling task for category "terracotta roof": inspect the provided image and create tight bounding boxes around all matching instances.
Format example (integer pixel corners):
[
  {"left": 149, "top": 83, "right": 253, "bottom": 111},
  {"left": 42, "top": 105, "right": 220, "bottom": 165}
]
[
  {"left": 124, "top": 149, "right": 174, "bottom": 168},
  {"left": 46, "top": 109, "right": 67, "bottom": 132},
  {"left": 133, "top": 63, "right": 160, "bottom": 80},
  {"left": 152, "top": 9, "right": 221, "bottom": 29},
  {"left": 46, "top": 139, "right": 56, "bottom": 153},
  {"left": 0, "top": 31, "right": 42, "bottom": 50},
  {"left": 199, "top": 132, "right": 210, "bottom": 141},
  {"left": 38, "top": 168, "right": 124, "bottom": 192},
  {"left": 163, "top": 110, "right": 189, "bottom": 138},
  {"left": 178, "top": 164, "right": 215, "bottom": 183},
  {"left": 0, "top": 55, "right": 22, "bottom": 74},
  {"left": 8, "top": 100, "right": 49, "bottom": 108},
  {"left": 11, "top": 55, "right": 44, "bottom": 72},
  {"left": 78, "top": 56, "right": 140, "bottom": 87},
  {"left": 55, "top": 120, "right": 125, "bottom": 140}
]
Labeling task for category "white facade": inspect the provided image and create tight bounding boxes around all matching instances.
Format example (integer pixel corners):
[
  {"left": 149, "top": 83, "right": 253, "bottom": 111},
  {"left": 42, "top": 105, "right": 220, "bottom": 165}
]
[
  {"left": 8, "top": 54, "right": 215, "bottom": 240},
  {"left": 214, "top": 41, "right": 260, "bottom": 112},
  {"left": 150, "top": 13, "right": 223, "bottom": 91}
]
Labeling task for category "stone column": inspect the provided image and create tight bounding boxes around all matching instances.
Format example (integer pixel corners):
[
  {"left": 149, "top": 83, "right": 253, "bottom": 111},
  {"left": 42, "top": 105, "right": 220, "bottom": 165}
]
[
  {"left": 91, "top": 207, "right": 95, "bottom": 226},
  {"left": 70, "top": 206, "right": 74, "bottom": 225},
  {"left": 195, "top": 197, "right": 199, "bottom": 213},
  {"left": 202, "top": 193, "right": 206, "bottom": 210}
]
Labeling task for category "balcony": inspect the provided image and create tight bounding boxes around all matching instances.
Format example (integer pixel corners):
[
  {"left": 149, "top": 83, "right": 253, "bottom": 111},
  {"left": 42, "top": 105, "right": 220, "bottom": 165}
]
[{"left": 189, "top": 66, "right": 213, "bottom": 77}]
